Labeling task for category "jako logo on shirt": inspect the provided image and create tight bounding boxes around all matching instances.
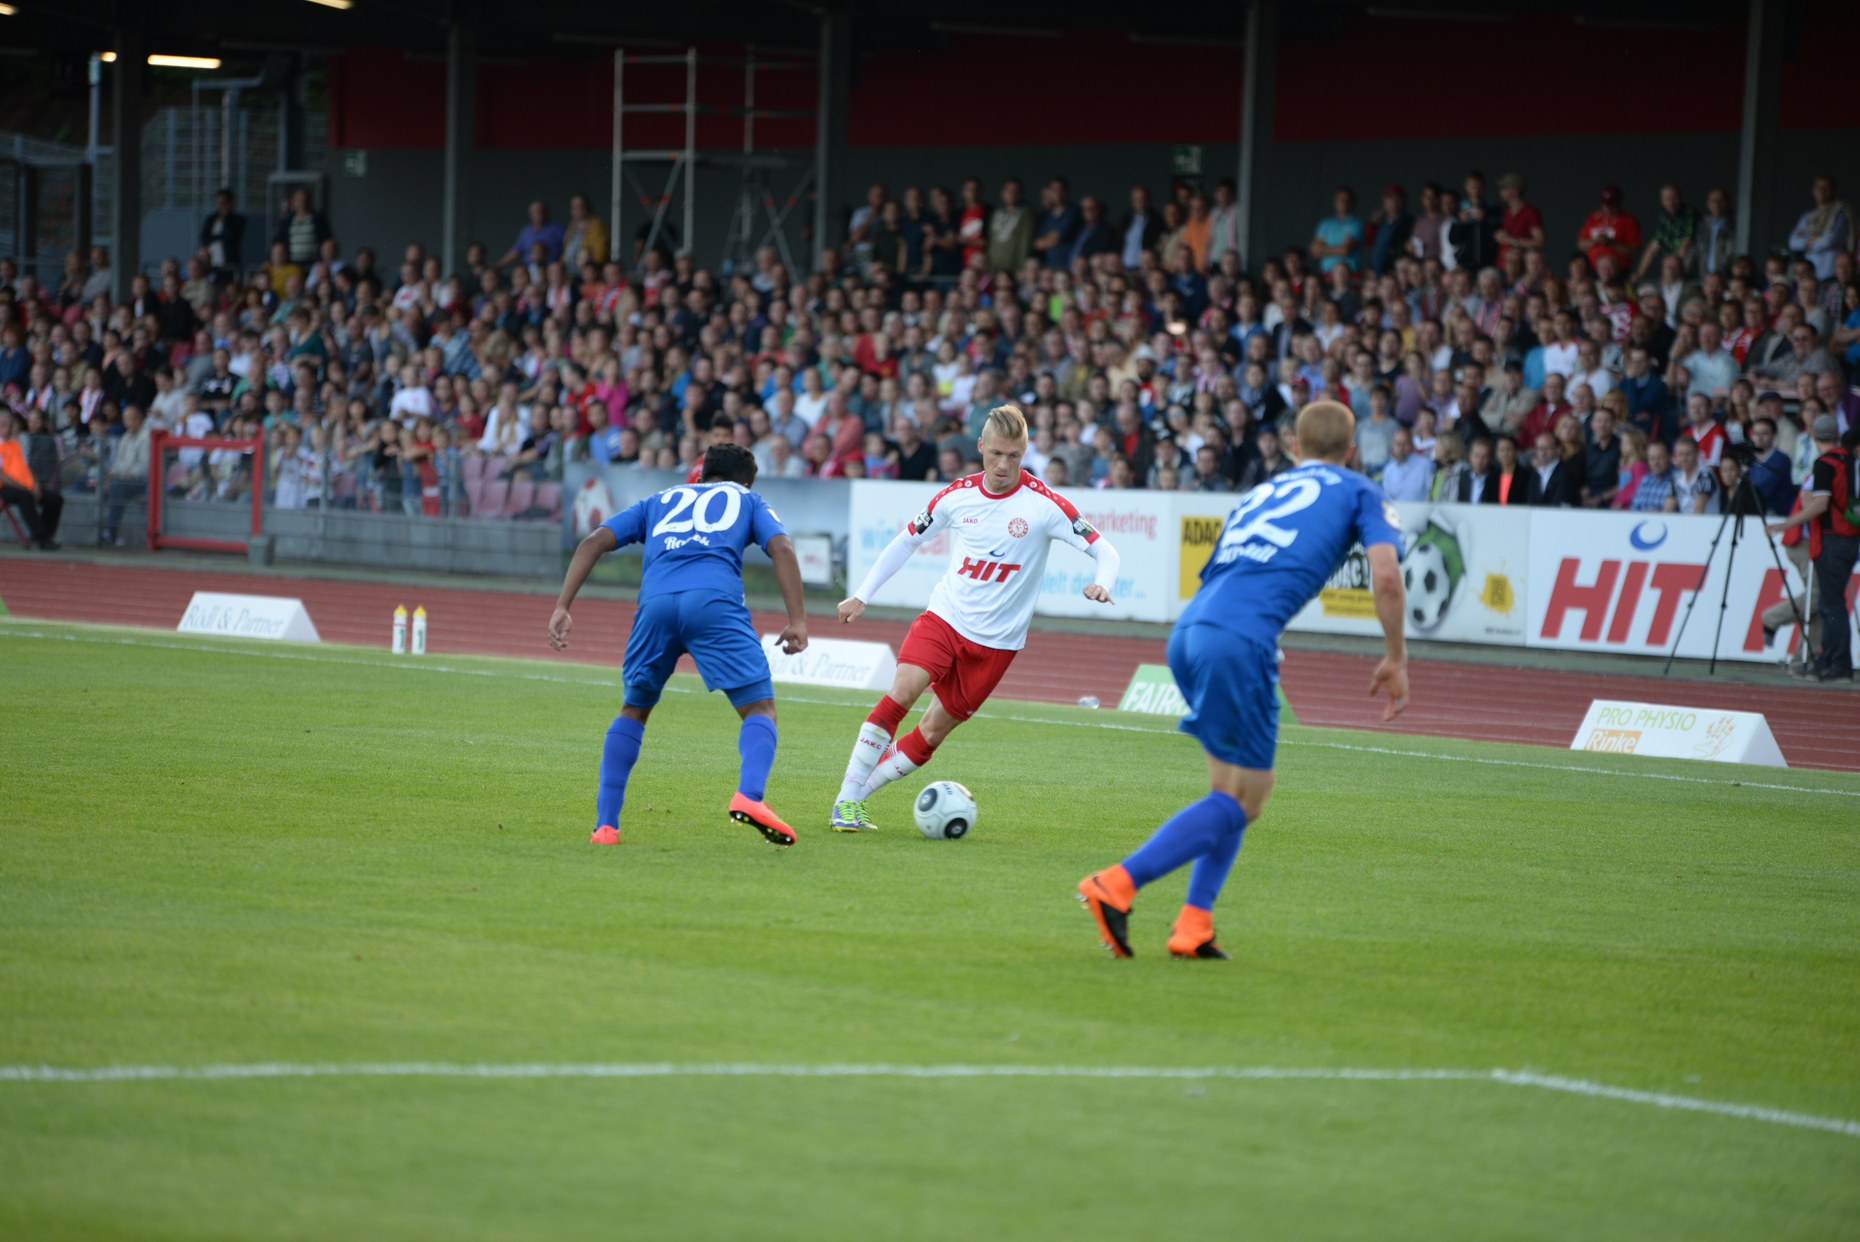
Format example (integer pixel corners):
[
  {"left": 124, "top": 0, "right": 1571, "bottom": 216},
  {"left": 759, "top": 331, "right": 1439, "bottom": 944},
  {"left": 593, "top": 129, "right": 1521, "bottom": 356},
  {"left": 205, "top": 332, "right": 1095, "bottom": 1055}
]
[{"left": 957, "top": 557, "right": 1023, "bottom": 583}]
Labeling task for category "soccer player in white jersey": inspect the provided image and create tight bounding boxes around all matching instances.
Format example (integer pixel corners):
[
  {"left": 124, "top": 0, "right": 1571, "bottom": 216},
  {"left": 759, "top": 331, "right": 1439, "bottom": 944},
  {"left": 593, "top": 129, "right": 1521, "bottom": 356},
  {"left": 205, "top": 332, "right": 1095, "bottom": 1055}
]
[{"left": 830, "top": 404, "right": 1122, "bottom": 830}]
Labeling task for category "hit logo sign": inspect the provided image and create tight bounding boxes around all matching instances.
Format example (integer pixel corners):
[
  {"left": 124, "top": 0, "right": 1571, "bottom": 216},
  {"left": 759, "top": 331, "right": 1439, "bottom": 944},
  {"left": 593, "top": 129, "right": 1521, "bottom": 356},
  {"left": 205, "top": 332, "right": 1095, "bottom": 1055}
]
[
  {"left": 957, "top": 557, "right": 1023, "bottom": 583},
  {"left": 1538, "top": 557, "right": 1706, "bottom": 648}
]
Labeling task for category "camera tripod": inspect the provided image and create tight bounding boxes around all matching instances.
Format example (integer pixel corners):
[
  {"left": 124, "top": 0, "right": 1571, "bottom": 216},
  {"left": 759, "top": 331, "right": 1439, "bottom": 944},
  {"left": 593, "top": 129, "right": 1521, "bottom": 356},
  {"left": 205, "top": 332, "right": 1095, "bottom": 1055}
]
[{"left": 1664, "top": 471, "right": 1806, "bottom": 676}]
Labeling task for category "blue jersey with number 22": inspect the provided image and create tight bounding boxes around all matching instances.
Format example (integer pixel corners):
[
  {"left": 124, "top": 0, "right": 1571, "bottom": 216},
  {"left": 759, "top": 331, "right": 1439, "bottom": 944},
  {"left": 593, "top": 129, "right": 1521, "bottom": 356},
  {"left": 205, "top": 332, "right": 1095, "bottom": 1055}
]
[
  {"left": 602, "top": 482, "right": 787, "bottom": 598},
  {"left": 1180, "top": 462, "right": 1402, "bottom": 645}
]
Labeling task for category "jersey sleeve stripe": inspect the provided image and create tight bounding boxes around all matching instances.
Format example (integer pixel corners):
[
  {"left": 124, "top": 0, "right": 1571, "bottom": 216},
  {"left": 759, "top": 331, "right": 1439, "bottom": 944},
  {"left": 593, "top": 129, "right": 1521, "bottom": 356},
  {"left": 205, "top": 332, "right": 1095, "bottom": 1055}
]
[
  {"left": 1025, "top": 475, "right": 1099, "bottom": 543},
  {"left": 1024, "top": 475, "right": 1082, "bottom": 521},
  {"left": 923, "top": 477, "right": 970, "bottom": 515}
]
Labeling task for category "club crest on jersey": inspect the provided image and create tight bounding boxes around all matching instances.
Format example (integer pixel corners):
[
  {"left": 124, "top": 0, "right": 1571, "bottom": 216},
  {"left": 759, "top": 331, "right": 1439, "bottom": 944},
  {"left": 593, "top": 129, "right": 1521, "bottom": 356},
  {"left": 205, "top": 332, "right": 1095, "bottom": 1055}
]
[
  {"left": 908, "top": 509, "right": 933, "bottom": 536},
  {"left": 1007, "top": 517, "right": 1029, "bottom": 538}
]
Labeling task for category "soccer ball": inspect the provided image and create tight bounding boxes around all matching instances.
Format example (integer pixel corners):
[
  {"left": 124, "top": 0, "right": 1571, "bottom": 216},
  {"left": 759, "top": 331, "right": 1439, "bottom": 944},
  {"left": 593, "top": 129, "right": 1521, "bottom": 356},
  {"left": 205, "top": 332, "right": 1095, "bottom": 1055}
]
[
  {"left": 1400, "top": 516, "right": 1467, "bottom": 631},
  {"left": 913, "top": 780, "right": 977, "bottom": 840}
]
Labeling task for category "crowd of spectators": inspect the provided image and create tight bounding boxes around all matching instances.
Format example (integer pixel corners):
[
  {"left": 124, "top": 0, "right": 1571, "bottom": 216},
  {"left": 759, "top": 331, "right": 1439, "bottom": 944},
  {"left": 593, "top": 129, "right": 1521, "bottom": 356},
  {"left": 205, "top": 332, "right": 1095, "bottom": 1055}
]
[{"left": 1, "top": 169, "right": 1856, "bottom": 553}]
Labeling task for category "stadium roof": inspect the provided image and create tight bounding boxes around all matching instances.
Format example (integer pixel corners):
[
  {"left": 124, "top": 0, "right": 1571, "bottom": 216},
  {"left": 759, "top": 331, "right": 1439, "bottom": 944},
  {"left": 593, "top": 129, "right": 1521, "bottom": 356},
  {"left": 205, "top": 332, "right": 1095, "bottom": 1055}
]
[{"left": 4, "top": 0, "right": 1749, "bottom": 64}]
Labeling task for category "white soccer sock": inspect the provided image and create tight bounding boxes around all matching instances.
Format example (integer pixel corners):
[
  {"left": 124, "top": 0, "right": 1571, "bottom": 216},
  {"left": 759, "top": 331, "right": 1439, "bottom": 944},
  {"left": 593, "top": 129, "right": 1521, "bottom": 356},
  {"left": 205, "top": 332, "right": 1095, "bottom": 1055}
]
[
  {"left": 837, "top": 722, "right": 893, "bottom": 803},
  {"left": 860, "top": 745, "right": 922, "bottom": 800}
]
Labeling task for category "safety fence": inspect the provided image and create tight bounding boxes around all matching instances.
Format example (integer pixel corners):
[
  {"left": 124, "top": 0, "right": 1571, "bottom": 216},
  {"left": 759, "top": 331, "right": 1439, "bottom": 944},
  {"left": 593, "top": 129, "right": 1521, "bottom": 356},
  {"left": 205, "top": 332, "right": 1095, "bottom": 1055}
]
[{"left": 5, "top": 431, "right": 559, "bottom": 576}]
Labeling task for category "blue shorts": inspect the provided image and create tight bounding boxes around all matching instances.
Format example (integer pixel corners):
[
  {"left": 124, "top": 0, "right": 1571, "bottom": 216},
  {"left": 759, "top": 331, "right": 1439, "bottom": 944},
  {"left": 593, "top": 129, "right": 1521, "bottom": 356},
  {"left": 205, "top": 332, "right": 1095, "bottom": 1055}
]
[
  {"left": 622, "top": 589, "right": 773, "bottom": 710},
  {"left": 1167, "top": 622, "right": 1279, "bottom": 771}
]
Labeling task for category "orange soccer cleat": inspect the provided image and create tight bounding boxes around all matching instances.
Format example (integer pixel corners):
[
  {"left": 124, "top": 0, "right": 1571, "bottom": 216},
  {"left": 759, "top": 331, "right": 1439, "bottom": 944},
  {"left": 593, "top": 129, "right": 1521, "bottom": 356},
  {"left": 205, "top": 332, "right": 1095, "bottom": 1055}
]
[
  {"left": 590, "top": 825, "right": 621, "bottom": 845},
  {"left": 1077, "top": 866, "right": 1137, "bottom": 958},
  {"left": 1167, "top": 905, "right": 1230, "bottom": 960},
  {"left": 729, "top": 792, "right": 796, "bottom": 847}
]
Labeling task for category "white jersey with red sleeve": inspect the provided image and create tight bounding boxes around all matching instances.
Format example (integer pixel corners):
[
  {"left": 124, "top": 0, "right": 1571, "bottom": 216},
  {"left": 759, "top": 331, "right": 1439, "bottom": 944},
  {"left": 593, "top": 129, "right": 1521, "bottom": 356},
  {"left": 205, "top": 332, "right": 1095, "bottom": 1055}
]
[{"left": 872, "top": 470, "right": 1109, "bottom": 651}]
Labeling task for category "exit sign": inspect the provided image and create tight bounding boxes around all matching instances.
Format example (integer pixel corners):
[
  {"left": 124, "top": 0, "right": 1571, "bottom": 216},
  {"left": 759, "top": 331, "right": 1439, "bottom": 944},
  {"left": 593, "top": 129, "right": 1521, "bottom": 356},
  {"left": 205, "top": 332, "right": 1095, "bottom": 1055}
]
[{"left": 1171, "top": 144, "right": 1203, "bottom": 176}]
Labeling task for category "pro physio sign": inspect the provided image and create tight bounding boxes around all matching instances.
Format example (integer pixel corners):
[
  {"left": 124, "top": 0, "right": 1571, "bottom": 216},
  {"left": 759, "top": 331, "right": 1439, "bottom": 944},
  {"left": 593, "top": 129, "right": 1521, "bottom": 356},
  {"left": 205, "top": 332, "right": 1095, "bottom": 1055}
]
[{"left": 1570, "top": 699, "right": 1787, "bottom": 767}]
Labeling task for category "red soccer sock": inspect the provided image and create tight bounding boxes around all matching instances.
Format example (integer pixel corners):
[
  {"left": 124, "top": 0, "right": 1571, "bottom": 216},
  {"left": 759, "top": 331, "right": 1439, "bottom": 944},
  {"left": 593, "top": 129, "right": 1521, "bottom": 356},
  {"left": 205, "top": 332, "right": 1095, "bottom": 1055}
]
[
  {"left": 898, "top": 726, "right": 937, "bottom": 767},
  {"left": 866, "top": 696, "right": 909, "bottom": 738}
]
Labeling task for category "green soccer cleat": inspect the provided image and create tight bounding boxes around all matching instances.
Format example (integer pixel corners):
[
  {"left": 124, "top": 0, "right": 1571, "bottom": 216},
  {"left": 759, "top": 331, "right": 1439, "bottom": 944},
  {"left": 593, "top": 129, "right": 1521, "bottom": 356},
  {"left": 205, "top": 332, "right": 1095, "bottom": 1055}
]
[{"left": 831, "top": 799, "right": 877, "bottom": 833}]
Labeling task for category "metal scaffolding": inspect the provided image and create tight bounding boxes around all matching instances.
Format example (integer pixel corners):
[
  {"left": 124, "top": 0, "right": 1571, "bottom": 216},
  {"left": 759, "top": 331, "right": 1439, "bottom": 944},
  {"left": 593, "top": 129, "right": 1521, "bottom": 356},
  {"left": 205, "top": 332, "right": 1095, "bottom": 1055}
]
[{"left": 609, "top": 45, "right": 818, "bottom": 277}]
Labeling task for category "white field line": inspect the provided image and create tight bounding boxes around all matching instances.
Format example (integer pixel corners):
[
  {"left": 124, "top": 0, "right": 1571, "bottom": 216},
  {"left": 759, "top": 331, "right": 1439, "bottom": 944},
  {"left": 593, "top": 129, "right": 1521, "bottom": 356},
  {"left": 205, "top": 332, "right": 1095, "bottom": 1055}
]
[
  {"left": 6, "top": 623, "right": 1858, "bottom": 799},
  {"left": 0, "top": 1061, "right": 1854, "bottom": 1138}
]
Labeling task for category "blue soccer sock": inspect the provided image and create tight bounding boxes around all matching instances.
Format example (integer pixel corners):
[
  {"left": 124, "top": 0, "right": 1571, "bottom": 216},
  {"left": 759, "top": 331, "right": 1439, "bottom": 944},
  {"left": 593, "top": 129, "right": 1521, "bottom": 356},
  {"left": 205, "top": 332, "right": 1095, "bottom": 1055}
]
[
  {"left": 1121, "top": 792, "right": 1247, "bottom": 891},
  {"left": 596, "top": 716, "right": 647, "bottom": 827},
  {"left": 736, "top": 714, "right": 778, "bottom": 802},
  {"left": 1185, "top": 813, "right": 1247, "bottom": 911}
]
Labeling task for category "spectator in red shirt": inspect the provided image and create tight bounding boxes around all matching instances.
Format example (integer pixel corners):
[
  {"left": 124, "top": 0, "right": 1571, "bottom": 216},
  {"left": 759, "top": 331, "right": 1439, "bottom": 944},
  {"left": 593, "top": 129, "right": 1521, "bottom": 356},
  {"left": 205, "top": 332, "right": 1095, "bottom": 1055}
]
[
  {"left": 956, "top": 177, "right": 989, "bottom": 270},
  {"left": 1494, "top": 174, "right": 1544, "bottom": 268},
  {"left": 1517, "top": 372, "right": 1572, "bottom": 448},
  {"left": 1679, "top": 391, "right": 1727, "bottom": 468},
  {"left": 1577, "top": 185, "right": 1642, "bottom": 273}
]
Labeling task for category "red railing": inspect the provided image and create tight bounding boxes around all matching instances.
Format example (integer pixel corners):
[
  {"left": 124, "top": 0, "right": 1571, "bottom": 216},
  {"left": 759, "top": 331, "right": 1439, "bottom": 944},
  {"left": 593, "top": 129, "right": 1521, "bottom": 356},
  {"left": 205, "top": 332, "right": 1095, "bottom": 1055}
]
[{"left": 146, "top": 429, "right": 264, "bottom": 554}]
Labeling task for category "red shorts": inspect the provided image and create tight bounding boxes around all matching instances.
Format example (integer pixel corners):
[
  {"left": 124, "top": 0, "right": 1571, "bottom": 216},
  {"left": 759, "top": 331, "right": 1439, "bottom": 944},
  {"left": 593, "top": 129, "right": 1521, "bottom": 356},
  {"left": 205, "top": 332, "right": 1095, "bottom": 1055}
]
[{"left": 897, "top": 611, "right": 1017, "bottom": 721}]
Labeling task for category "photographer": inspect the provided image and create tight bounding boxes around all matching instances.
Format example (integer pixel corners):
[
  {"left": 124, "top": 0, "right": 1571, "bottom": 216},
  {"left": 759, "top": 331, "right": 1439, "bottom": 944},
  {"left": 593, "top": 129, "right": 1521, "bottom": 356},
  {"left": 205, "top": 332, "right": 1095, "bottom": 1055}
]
[{"left": 1767, "top": 414, "right": 1858, "bottom": 682}]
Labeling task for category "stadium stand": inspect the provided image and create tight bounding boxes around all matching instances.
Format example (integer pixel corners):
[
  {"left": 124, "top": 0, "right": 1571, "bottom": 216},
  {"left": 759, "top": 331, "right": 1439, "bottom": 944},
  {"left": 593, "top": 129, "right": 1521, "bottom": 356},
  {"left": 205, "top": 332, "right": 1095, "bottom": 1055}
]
[{"left": 1, "top": 167, "right": 1854, "bottom": 539}]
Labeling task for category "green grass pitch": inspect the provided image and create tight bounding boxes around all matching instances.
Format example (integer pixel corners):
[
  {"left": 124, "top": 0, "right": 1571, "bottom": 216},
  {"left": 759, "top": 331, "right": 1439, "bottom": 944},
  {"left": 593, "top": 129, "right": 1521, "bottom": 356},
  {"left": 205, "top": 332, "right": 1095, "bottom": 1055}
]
[{"left": 2, "top": 619, "right": 1858, "bottom": 1240}]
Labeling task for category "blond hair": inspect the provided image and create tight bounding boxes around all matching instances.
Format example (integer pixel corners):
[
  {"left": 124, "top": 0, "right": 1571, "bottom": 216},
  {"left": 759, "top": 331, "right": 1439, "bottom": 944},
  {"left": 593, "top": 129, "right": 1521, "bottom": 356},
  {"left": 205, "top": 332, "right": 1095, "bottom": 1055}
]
[
  {"left": 1295, "top": 400, "right": 1355, "bottom": 463},
  {"left": 982, "top": 403, "right": 1029, "bottom": 443}
]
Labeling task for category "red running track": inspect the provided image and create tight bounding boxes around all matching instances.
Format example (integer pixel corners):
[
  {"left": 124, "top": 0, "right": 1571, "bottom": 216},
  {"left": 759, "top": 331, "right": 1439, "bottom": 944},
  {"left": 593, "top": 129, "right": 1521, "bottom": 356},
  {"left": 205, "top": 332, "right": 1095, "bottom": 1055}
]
[{"left": 3, "top": 557, "right": 1855, "bottom": 771}]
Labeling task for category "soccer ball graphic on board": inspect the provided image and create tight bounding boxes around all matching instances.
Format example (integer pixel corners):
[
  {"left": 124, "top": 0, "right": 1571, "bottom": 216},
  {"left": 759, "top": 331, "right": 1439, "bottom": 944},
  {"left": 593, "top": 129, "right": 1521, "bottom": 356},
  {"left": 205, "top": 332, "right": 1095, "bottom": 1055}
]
[{"left": 1400, "top": 513, "right": 1467, "bottom": 631}]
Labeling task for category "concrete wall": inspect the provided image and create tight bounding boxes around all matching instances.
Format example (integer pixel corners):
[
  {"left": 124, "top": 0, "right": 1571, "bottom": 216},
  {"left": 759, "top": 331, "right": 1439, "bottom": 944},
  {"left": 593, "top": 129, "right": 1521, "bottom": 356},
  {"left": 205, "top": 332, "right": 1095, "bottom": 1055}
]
[
  {"left": 317, "top": 130, "right": 1860, "bottom": 274},
  {"left": 55, "top": 495, "right": 560, "bottom": 579}
]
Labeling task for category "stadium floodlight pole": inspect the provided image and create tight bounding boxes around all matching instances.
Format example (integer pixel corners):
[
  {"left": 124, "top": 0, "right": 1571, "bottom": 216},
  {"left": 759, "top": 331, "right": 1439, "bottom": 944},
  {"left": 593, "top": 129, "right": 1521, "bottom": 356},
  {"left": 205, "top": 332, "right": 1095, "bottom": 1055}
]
[
  {"left": 1661, "top": 469, "right": 1803, "bottom": 676},
  {"left": 611, "top": 49, "right": 623, "bottom": 276},
  {"left": 811, "top": 15, "right": 827, "bottom": 271},
  {"left": 1734, "top": 0, "right": 1783, "bottom": 258},
  {"left": 441, "top": 18, "right": 476, "bottom": 281},
  {"left": 683, "top": 47, "right": 697, "bottom": 260},
  {"left": 811, "top": 5, "right": 850, "bottom": 274},
  {"left": 1235, "top": 0, "right": 1279, "bottom": 272}
]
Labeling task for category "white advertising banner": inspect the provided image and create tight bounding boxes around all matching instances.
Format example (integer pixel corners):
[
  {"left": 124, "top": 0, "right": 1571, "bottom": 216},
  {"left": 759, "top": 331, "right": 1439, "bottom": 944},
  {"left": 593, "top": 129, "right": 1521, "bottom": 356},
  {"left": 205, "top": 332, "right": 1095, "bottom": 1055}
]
[
  {"left": 177, "top": 592, "right": 321, "bottom": 642},
  {"left": 831, "top": 484, "right": 1838, "bottom": 667},
  {"left": 846, "top": 480, "right": 1174, "bottom": 622},
  {"left": 1525, "top": 512, "right": 1816, "bottom": 664},
  {"left": 761, "top": 635, "right": 896, "bottom": 692},
  {"left": 1570, "top": 699, "right": 1788, "bottom": 767},
  {"left": 1260, "top": 501, "right": 1531, "bottom": 644}
]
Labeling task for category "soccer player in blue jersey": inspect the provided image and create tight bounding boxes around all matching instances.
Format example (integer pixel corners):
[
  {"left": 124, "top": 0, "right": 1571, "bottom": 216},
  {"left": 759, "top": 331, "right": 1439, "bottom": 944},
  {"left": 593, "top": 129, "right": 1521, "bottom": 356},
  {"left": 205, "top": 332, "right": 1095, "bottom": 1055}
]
[
  {"left": 548, "top": 444, "right": 810, "bottom": 847},
  {"left": 1079, "top": 401, "right": 1412, "bottom": 958}
]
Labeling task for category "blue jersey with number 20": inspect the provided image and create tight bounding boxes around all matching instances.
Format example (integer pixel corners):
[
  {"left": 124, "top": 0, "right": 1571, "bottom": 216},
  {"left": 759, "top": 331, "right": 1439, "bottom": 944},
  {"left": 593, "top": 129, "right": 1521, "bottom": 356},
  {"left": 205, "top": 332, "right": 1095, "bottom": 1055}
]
[
  {"left": 1180, "top": 462, "right": 1402, "bottom": 645},
  {"left": 602, "top": 482, "right": 787, "bottom": 598}
]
